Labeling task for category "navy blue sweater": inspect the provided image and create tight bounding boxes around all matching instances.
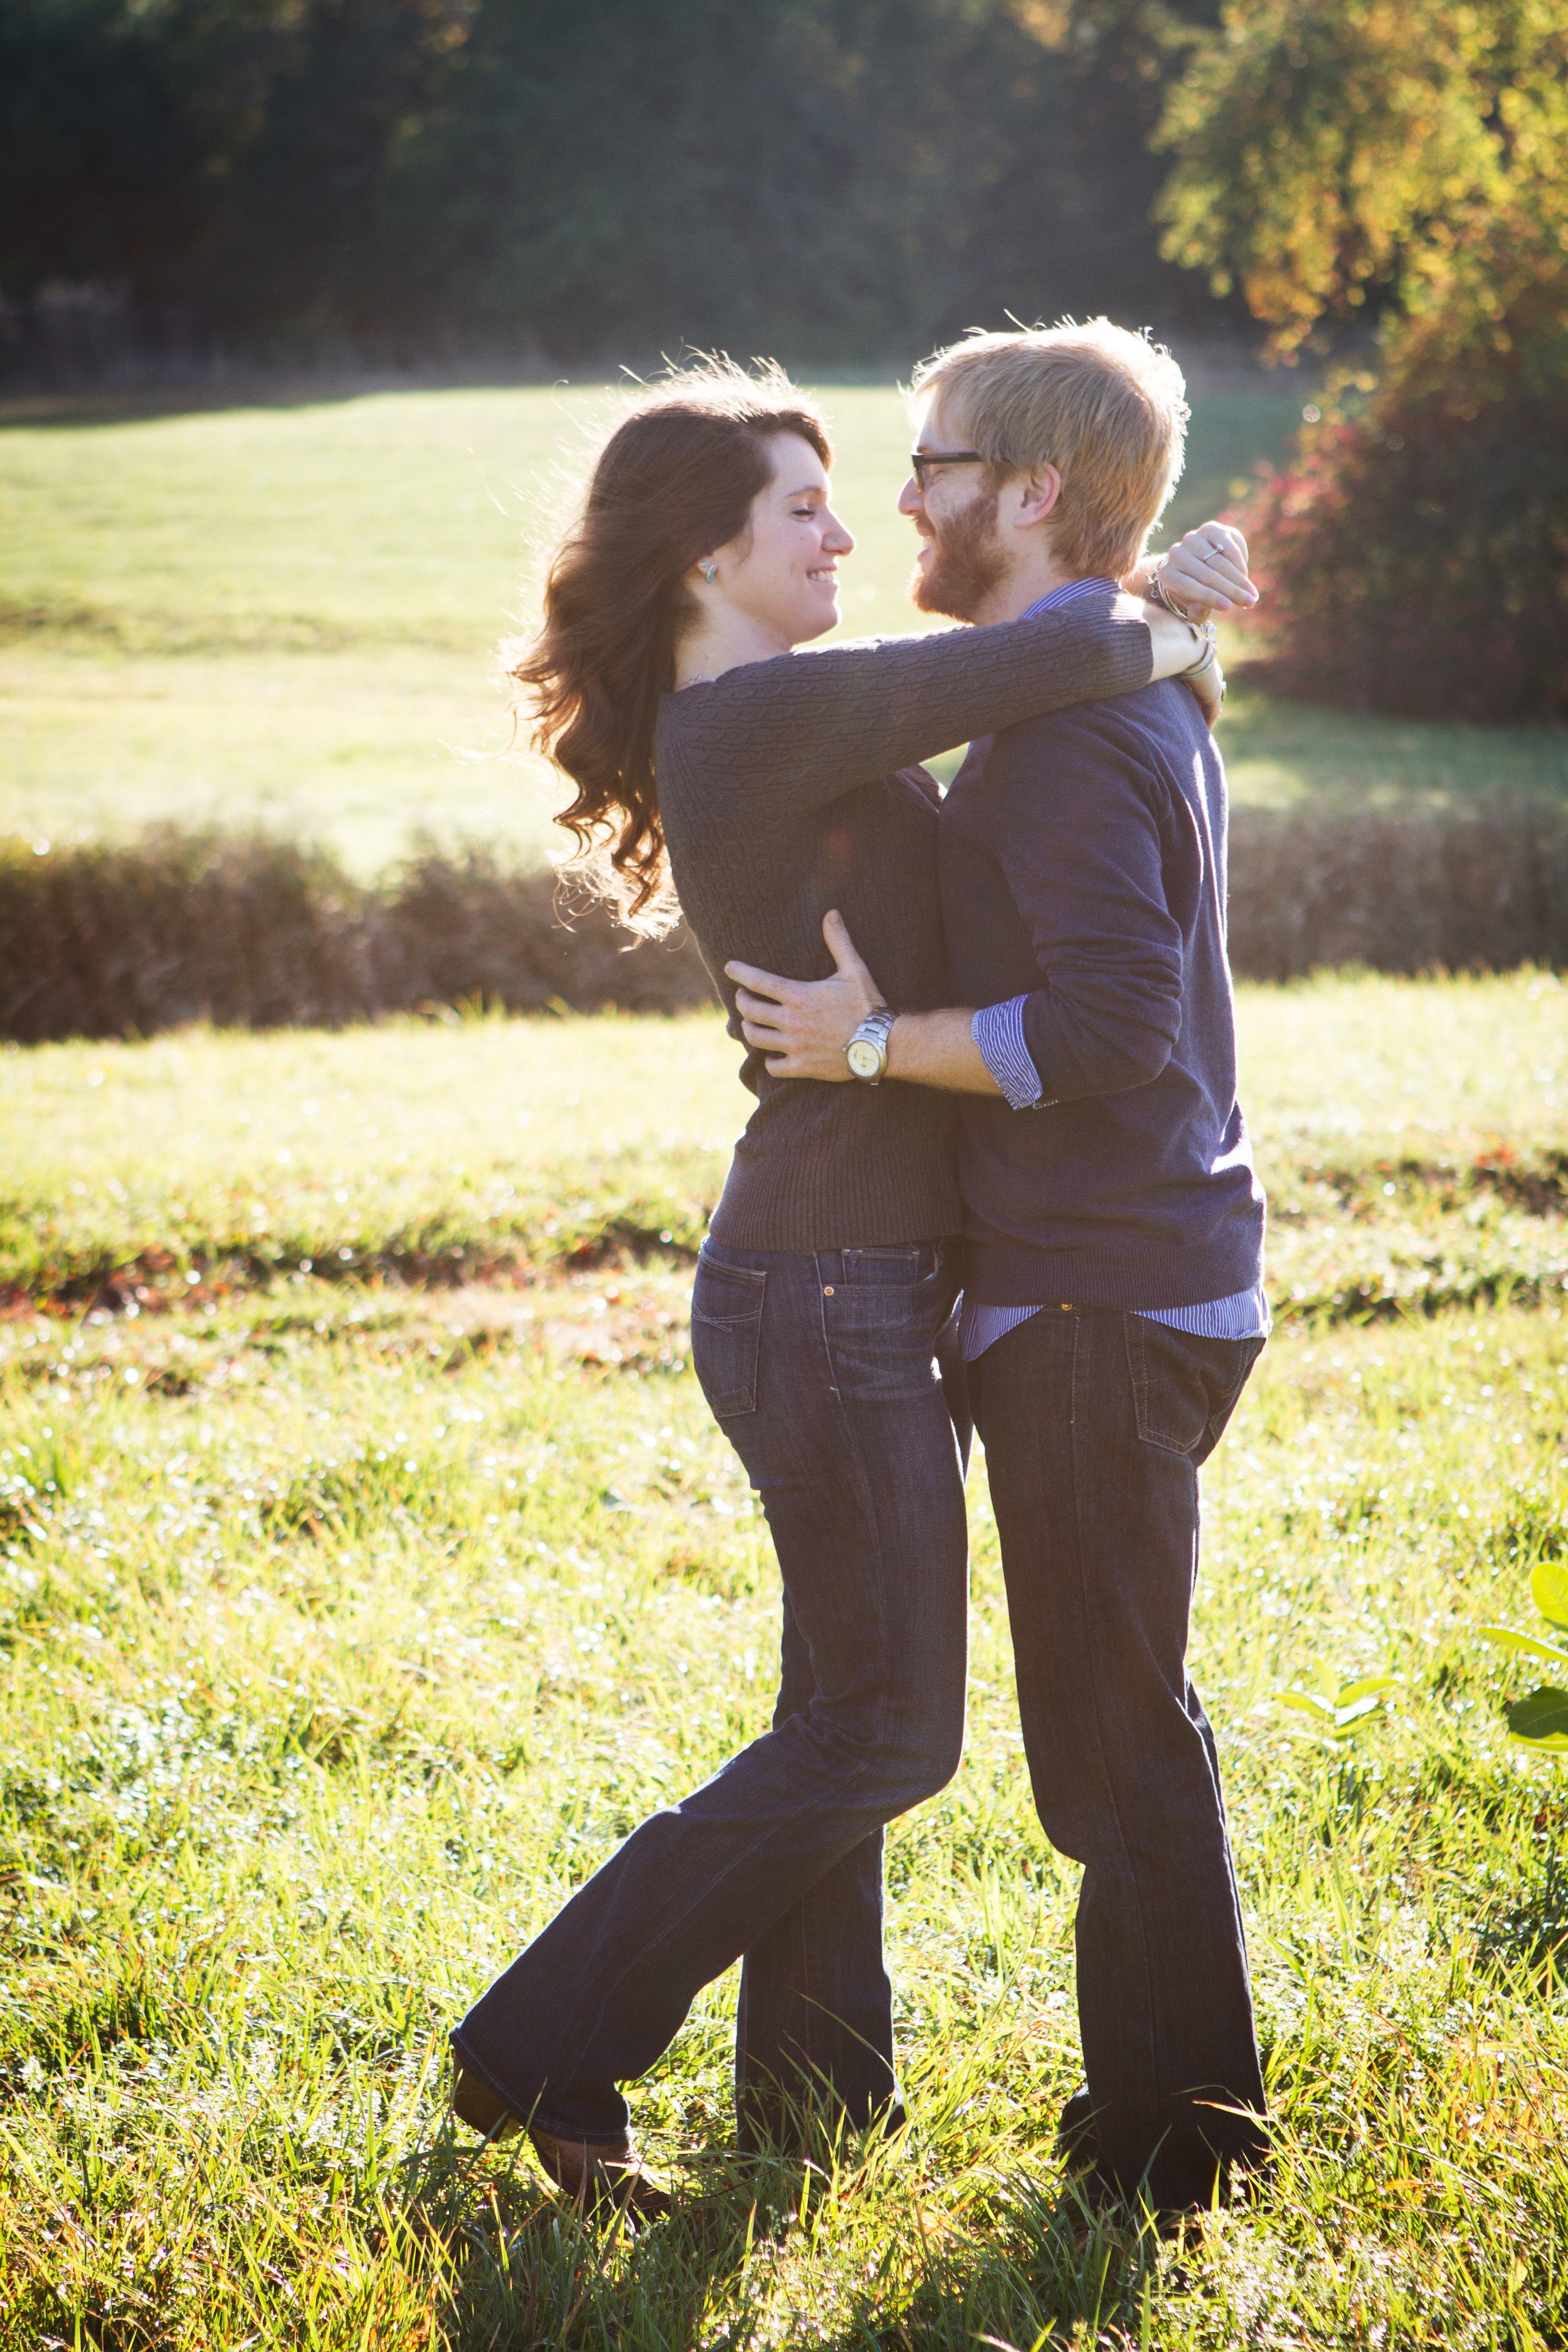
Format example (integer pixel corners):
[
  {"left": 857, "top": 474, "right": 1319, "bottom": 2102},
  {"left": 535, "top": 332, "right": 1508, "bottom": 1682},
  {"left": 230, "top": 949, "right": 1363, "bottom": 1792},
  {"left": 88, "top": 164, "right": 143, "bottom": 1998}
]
[{"left": 939, "top": 677, "right": 1266, "bottom": 1310}]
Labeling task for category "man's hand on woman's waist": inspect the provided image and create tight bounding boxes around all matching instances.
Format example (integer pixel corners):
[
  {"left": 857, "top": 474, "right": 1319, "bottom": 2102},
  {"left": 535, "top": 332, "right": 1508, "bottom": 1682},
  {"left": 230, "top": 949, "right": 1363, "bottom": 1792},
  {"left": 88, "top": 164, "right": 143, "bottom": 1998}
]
[{"left": 727, "top": 913, "right": 1004, "bottom": 1094}]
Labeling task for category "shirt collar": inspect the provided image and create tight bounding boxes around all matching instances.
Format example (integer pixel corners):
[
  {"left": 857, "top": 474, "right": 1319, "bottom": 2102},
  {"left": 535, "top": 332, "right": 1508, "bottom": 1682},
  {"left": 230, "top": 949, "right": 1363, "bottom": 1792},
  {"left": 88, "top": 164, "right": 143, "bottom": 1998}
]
[{"left": 1020, "top": 576, "right": 1118, "bottom": 622}]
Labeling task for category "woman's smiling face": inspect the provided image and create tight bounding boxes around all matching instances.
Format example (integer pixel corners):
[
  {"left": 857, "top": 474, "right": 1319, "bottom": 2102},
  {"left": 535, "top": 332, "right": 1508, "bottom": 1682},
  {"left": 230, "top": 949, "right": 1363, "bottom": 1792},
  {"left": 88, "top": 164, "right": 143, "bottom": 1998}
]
[{"left": 704, "top": 432, "right": 856, "bottom": 649}]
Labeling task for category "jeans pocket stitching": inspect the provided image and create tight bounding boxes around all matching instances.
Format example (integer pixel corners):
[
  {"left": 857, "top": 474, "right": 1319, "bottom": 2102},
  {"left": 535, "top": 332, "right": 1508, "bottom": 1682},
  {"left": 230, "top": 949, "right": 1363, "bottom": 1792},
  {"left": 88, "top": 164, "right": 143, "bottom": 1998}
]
[
  {"left": 695, "top": 1254, "right": 766, "bottom": 1295},
  {"left": 1192, "top": 1336, "right": 1265, "bottom": 1463},
  {"left": 691, "top": 1264, "right": 766, "bottom": 1418},
  {"left": 1125, "top": 1316, "right": 1209, "bottom": 1456}
]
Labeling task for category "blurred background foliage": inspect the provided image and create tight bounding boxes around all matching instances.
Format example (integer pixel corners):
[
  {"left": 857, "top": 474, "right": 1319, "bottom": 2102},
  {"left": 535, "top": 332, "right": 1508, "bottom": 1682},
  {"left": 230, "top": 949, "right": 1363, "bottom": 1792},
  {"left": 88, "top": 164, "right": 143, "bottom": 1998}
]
[
  {"left": 0, "top": 0, "right": 1234, "bottom": 362},
  {"left": 1159, "top": 0, "right": 1568, "bottom": 719}
]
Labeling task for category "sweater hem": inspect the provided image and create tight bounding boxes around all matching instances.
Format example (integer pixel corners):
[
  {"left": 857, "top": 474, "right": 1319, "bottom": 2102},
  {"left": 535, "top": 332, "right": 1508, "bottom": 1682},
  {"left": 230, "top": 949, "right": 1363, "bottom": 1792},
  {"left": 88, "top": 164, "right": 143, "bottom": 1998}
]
[{"left": 711, "top": 1199, "right": 965, "bottom": 1253}]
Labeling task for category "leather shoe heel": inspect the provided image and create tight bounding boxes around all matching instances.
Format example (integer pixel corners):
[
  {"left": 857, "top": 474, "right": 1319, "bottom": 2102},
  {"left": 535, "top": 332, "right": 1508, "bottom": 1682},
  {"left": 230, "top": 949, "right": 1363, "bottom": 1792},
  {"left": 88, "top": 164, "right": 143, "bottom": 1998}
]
[
  {"left": 528, "top": 2126, "right": 675, "bottom": 2226},
  {"left": 450, "top": 2060, "right": 521, "bottom": 2143}
]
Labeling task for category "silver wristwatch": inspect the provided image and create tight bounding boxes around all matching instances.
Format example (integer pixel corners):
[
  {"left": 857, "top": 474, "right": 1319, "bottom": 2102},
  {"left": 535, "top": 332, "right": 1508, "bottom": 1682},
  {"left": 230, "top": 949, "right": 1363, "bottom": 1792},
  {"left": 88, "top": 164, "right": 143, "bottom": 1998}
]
[{"left": 845, "top": 1006, "right": 897, "bottom": 1084}]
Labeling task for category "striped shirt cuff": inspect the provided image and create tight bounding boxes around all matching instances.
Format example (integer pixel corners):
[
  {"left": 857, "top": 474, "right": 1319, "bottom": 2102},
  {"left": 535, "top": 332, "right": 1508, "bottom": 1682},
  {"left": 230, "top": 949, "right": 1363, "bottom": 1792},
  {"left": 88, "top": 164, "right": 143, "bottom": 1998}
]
[{"left": 971, "top": 995, "right": 1044, "bottom": 1110}]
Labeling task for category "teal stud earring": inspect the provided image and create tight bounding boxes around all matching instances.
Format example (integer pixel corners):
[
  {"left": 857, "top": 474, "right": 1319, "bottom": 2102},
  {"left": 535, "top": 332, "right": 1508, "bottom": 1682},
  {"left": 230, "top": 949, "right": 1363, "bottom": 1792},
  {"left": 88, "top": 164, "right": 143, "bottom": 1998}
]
[{"left": 701, "top": 561, "right": 717, "bottom": 584}]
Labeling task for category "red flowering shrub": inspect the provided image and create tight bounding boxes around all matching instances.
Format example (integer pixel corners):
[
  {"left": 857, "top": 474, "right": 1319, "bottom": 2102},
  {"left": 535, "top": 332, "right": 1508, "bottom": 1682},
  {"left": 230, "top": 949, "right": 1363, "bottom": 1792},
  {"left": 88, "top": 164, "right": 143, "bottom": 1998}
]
[
  {"left": 1239, "top": 374, "right": 1568, "bottom": 722},
  {"left": 1235, "top": 218, "right": 1568, "bottom": 725}
]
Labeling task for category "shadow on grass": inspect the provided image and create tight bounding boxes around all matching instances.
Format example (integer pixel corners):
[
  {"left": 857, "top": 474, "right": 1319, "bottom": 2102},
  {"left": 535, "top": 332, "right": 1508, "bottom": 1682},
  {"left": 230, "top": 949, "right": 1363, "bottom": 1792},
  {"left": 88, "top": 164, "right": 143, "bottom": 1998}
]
[
  {"left": 818, "top": 2171, "right": 1181, "bottom": 2352},
  {"left": 398, "top": 2133, "right": 787, "bottom": 2350},
  {"left": 394, "top": 2108, "right": 1194, "bottom": 2352}
]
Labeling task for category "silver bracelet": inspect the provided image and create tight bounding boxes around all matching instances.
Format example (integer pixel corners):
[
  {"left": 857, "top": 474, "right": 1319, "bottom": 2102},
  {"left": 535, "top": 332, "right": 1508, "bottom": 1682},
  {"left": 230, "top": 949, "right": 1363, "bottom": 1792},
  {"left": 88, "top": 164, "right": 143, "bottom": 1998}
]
[
  {"left": 1177, "top": 621, "right": 1219, "bottom": 681},
  {"left": 1149, "top": 564, "right": 1196, "bottom": 623}
]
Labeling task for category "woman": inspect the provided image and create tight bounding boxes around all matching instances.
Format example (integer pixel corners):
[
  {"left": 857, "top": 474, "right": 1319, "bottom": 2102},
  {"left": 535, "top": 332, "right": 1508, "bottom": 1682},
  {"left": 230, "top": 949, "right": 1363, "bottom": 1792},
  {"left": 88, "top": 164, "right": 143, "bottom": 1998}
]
[{"left": 449, "top": 359, "right": 1251, "bottom": 2217}]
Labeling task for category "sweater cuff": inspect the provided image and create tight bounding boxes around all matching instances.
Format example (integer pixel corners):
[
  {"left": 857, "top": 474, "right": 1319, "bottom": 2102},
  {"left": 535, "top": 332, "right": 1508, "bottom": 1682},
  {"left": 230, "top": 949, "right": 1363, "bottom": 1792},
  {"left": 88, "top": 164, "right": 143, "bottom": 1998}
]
[{"left": 972, "top": 997, "right": 1047, "bottom": 1110}]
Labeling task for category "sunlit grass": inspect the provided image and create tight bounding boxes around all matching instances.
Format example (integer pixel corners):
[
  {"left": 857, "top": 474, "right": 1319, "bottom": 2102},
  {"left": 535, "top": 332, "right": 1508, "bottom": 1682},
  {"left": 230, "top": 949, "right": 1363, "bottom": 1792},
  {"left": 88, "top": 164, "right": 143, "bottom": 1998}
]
[
  {"left": 0, "top": 388, "right": 563, "bottom": 652},
  {"left": 1, "top": 973, "right": 1562, "bottom": 1323},
  {"left": 2, "top": 1232, "right": 1566, "bottom": 2342},
  {"left": 0, "top": 979, "right": 1564, "bottom": 2340},
  {"left": 0, "top": 383, "right": 1293, "bottom": 656},
  {"left": 1215, "top": 684, "right": 1568, "bottom": 810},
  {"left": 0, "top": 645, "right": 565, "bottom": 879},
  {"left": 1237, "top": 970, "right": 1568, "bottom": 1315},
  {"left": 0, "top": 1010, "right": 739, "bottom": 1300},
  {"left": 0, "top": 384, "right": 601, "bottom": 874},
  {"left": 4, "top": 354, "right": 1568, "bottom": 2343}
]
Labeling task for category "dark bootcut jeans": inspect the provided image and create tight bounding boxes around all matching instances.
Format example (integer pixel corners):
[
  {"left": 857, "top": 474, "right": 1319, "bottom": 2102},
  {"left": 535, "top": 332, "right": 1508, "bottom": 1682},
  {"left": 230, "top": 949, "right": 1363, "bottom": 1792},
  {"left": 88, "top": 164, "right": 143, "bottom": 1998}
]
[
  {"left": 969, "top": 1304, "right": 1268, "bottom": 2215},
  {"left": 452, "top": 1236, "right": 971, "bottom": 2151}
]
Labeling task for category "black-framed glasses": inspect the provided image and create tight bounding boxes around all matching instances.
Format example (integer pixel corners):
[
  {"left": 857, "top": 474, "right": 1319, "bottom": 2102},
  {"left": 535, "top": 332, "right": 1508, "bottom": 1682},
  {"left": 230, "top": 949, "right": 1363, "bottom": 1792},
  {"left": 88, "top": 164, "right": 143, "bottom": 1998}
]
[{"left": 909, "top": 448, "right": 987, "bottom": 493}]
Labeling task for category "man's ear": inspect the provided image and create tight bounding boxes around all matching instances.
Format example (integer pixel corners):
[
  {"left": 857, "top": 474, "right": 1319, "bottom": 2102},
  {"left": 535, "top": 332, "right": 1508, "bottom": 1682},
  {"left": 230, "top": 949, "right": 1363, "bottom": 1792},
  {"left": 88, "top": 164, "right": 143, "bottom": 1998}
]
[{"left": 1010, "top": 462, "right": 1062, "bottom": 531}]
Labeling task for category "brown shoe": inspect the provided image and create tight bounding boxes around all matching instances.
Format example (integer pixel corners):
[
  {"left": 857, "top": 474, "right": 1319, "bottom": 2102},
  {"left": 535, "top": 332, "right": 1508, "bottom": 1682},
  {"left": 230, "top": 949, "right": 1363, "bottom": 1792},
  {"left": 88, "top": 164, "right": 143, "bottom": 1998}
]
[
  {"left": 450, "top": 2060, "right": 521, "bottom": 2143},
  {"left": 528, "top": 2126, "right": 675, "bottom": 2226}
]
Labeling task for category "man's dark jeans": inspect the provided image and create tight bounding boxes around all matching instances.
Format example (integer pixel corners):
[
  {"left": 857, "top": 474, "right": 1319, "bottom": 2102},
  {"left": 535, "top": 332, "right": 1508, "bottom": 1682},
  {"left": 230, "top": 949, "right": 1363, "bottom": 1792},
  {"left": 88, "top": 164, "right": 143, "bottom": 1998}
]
[
  {"left": 969, "top": 1304, "right": 1268, "bottom": 2213},
  {"left": 451, "top": 1236, "right": 970, "bottom": 2149}
]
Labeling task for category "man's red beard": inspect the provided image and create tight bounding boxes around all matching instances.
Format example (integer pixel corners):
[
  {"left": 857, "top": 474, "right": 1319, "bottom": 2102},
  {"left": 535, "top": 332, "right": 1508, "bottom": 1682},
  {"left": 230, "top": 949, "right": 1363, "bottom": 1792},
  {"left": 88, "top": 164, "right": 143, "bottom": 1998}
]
[{"left": 910, "top": 484, "right": 1006, "bottom": 621}]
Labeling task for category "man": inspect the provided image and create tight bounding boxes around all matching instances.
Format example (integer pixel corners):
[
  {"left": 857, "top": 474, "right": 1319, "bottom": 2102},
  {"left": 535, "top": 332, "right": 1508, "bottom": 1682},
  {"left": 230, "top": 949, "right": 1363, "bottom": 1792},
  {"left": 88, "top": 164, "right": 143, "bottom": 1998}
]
[{"left": 728, "top": 320, "right": 1269, "bottom": 2217}]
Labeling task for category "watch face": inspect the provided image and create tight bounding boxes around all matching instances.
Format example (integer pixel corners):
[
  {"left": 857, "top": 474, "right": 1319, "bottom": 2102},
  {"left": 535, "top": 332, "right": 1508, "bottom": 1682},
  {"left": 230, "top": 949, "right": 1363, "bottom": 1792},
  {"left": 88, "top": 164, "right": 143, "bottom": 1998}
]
[{"left": 847, "top": 1039, "right": 882, "bottom": 1079}]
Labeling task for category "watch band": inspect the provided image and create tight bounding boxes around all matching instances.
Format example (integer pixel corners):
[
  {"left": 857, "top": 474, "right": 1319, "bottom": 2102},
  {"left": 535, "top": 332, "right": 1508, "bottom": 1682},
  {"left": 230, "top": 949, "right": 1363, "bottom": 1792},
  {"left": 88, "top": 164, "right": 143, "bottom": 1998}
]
[{"left": 845, "top": 1006, "right": 897, "bottom": 1084}]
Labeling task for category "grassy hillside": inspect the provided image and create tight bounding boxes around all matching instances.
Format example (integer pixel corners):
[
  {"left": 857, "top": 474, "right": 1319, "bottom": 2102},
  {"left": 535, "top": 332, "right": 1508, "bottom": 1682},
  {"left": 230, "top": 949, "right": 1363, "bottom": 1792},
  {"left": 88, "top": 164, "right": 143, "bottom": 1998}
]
[{"left": 6, "top": 378, "right": 1563, "bottom": 876}]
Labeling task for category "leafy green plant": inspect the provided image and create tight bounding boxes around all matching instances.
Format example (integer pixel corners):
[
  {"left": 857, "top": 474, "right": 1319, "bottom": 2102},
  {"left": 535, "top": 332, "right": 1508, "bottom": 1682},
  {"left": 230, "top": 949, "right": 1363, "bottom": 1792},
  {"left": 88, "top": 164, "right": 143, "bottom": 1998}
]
[
  {"left": 1274, "top": 1670, "right": 1401, "bottom": 1747},
  {"left": 1481, "top": 1561, "right": 1568, "bottom": 1754}
]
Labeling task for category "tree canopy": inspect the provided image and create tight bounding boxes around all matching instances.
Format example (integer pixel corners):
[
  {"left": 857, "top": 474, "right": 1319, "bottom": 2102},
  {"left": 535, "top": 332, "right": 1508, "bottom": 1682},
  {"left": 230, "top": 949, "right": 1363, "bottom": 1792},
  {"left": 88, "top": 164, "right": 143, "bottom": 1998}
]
[
  {"left": 1154, "top": 0, "right": 1568, "bottom": 376},
  {"left": 0, "top": 0, "right": 1233, "bottom": 361},
  {"left": 1153, "top": 0, "right": 1568, "bottom": 718}
]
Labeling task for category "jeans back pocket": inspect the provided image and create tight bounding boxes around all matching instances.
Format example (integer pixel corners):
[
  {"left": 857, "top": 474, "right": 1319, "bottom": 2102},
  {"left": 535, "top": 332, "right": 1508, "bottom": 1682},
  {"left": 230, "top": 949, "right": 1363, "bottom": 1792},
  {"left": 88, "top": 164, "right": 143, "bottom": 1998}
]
[
  {"left": 1124, "top": 1315, "right": 1263, "bottom": 1463},
  {"left": 691, "top": 1253, "right": 767, "bottom": 1418}
]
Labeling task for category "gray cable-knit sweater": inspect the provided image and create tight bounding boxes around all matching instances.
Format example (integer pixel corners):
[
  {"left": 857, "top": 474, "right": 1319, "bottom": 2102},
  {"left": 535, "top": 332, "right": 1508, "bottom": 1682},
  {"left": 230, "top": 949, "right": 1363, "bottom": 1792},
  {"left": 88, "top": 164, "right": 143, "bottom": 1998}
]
[{"left": 654, "top": 603, "right": 1153, "bottom": 1251}]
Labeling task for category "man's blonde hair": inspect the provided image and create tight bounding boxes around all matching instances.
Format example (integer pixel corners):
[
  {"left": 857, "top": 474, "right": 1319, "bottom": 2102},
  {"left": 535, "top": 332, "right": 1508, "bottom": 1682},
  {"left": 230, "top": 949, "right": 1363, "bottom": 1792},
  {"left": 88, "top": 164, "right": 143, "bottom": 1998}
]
[{"left": 910, "top": 319, "right": 1189, "bottom": 582}]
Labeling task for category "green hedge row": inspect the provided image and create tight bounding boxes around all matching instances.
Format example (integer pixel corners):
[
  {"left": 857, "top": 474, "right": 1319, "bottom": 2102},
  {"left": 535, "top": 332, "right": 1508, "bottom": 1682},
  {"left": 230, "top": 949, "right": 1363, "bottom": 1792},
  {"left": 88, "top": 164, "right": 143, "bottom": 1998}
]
[
  {"left": 1225, "top": 795, "right": 1568, "bottom": 985},
  {"left": 2, "top": 803, "right": 1564, "bottom": 1043},
  {"left": 0, "top": 834, "right": 710, "bottom": 1042}
]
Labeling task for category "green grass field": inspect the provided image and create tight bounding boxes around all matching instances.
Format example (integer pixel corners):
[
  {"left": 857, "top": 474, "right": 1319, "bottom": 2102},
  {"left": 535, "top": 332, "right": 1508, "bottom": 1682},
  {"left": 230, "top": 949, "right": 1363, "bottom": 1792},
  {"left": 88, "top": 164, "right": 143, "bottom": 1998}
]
[
  {"left": 3, "top": 979, "right": 1567, "bottom": 2346},
  {"left": 5, "top": 378, "right": 1565, "bottom": 875}
]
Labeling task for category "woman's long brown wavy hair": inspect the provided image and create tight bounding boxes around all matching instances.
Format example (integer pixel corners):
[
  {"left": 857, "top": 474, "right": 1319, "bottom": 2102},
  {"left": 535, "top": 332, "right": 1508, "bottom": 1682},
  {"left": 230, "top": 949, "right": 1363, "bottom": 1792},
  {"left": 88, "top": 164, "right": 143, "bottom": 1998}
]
[{"left": 511, "top": 359, "right": 831, "bottom": 935}]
